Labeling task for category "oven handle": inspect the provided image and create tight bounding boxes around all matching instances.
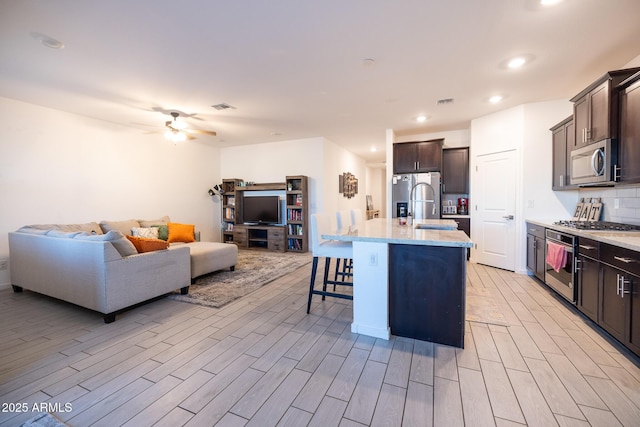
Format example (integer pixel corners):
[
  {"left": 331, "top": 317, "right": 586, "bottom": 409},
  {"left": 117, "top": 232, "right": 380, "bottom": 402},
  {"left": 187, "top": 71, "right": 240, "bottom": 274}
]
[{"left": 547, "top": 239, "right": 573, "bottom": 253}]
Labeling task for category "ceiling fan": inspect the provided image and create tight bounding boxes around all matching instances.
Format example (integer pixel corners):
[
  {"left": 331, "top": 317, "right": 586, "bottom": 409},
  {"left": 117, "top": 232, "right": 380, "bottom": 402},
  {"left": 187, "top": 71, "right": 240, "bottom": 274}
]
[{"left": 165, "top": 111, "right": 216, "bottom": 142}]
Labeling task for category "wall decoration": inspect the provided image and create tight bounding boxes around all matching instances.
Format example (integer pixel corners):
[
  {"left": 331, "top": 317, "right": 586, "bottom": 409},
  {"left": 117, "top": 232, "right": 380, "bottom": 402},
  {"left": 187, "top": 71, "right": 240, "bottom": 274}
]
[{"left": 341, "top": 172, "right": 358, "bottom": 199}]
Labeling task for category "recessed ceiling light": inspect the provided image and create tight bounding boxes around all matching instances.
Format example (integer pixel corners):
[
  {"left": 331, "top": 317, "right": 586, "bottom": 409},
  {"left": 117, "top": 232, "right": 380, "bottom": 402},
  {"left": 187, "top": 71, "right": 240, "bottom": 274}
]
[
  {"left": 416, "top": 115, "right": 428, "bottom": 123},
  {"left": 540, "top": 0, "right": 562, "bottom": 6},
  {"left": 30, "top": 32, "right": 64, "bottom": 49},
  {"left": 507, "top": 57, "right": 527, "bottom": 69},
  {"left": 370, "top": 147, "right": 377, "bottom": 152},
  {"left": 489, "top": 95, "right": 503, "bottom": 104}
]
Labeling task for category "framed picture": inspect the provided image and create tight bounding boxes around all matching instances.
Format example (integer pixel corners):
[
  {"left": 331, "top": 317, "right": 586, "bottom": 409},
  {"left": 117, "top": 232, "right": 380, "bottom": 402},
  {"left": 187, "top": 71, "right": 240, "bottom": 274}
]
[{"left": 366, "top": 195, "right": 373, "bottom": 210}]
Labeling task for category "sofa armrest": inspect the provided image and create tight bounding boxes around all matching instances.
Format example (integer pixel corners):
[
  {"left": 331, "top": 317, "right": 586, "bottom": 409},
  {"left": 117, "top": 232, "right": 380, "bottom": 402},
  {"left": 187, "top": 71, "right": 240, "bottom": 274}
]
[{"left": 103, "top": 246, "right": 191, "bottom": 313}]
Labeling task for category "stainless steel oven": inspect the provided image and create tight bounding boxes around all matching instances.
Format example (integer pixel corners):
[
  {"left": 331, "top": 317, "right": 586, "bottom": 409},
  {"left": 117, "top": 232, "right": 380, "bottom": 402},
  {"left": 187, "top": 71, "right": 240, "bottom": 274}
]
[{"left": 545, "top": 229, "right": 576, "bottom": 303}]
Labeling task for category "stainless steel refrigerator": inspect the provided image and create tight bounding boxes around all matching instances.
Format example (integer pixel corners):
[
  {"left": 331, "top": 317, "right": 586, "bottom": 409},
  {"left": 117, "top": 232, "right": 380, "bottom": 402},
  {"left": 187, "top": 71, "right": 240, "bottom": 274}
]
[{"left": 391, "top": 172, "right": 441, "bottom": 219}]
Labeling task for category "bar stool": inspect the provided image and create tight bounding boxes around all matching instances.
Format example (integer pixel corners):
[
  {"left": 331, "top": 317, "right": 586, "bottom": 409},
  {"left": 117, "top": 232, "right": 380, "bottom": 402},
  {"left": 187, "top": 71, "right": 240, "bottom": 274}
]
[
  {"left": 307, "top": 213, "right": 354, "bottom": 313},
  {"left": 334, "top": 210, "right": 354, "bottom": 281}
]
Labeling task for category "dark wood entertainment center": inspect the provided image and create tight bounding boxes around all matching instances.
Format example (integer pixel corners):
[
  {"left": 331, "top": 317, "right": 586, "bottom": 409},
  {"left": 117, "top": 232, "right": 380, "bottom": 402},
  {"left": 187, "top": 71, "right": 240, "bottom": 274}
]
[{"left": 220, "top": 176, "right": 308, "bottom": 253}]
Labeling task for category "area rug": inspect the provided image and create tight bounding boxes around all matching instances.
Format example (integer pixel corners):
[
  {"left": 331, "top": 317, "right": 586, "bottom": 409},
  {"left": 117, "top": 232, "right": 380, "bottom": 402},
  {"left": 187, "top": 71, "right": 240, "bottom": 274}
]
[{"left": 168, "top": 250, "right": 312, "bottom": 308}]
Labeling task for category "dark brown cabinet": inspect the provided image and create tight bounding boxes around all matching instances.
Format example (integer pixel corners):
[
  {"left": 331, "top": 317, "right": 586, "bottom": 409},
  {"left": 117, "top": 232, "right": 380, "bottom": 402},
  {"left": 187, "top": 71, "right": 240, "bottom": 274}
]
[
  {"left": 550, "top": 116, "right": 574, "bottom": 190},
  {"left": 598, "top": 243, "right": 640, "bottom": 356},
  {"left": 570, "top": 67, "right": 640, "bottom": 147},
  {"left": 442, "top": 147, "right": 469, "bottom": 194},
  {"left": 526, "top": 223, "right": 545, "bottom": 282},
  {"left": 389, "top": 243, "right": 466, "bottom": 348},
  {"left": 617, "top": 74, "right": 640, "bottom": 183},
  {"left": 393, "top": 139, "right": 443, "bottom": 174},
  {"left": 576, "top": 238, "right": 600, "bottom": 322}
]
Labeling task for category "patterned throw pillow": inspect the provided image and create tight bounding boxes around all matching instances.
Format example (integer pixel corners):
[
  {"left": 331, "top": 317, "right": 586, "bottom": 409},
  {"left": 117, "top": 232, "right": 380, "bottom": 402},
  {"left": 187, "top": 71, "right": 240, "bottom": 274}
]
[
  {"left": 151, "top": 224, "right": 169, "bottom": 241},
  {"left": 167, "top": 222, "right": 195, "bottom": 243},
  {"left": 125, "top": 235, "right": 169, "bottom": 253},
  {"left": 131, "top": 227, "right": 159, "bottom": 239}
]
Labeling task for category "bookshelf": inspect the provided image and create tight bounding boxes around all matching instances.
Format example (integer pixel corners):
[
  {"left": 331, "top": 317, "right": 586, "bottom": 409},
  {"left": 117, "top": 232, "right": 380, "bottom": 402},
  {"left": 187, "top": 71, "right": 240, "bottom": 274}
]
[
  {"left": 221, "top": 178, "right": 242, "bottom": 243},
  {"left": 285, "top": 175, "right": 308, "bottom": 252}
]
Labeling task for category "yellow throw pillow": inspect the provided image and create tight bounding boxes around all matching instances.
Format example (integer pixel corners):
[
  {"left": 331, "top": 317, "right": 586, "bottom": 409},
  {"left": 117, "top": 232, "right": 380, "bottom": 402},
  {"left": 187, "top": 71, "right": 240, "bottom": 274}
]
[
  {"left": 167, "top": 222, "right": 195, "bottom": 243},
  {"left": 126, "top": 235, "right": 170, "bottom": 253}
]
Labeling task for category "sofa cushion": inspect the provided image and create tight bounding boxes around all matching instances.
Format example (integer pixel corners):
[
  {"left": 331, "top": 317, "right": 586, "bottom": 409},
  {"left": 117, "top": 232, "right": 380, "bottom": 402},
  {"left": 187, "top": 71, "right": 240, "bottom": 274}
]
[
  {"left": 139, "top": 216, "right": 171, "bottom": 227},
  {"left": 131, "top": 227, "right": 159, "bottom": 239},
  {"left": 151, "top": 224, "right": 169, "bottom": 241},
  {"left": 168, "top": 222, "right": 196, "bottom": 243},
  {"left": 46, "top": 230, "right": 84, "bottom": 238},
  {"left": 75, "top": 230, "right": 138, "bottom": 257},
  {"left": 126, "top": 235, "right": 170, "bottom": 253},
  {"left": 99, "top": 219, "right": 141, "bottom": 236},
  {"left": 25, "top": 222, "right": 103, "bottom": 235},
  {"left": 16, "top": 226, "right": 50, "bottom": 235}
]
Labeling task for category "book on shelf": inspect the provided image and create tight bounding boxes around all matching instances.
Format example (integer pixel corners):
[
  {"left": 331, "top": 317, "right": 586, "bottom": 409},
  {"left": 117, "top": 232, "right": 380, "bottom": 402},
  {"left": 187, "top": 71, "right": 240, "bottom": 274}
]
[
  {"left": 287, "top": 208, "right": 302, "bottom": 221},
  {"left": 287, "top": 237, "right": 303, "bottom": 251},
  {"left": 287, "top": 224, "right": 303, "bottom": 236},
  {"left": 225, "top": 207, "right": 234, "bottom": 219}
]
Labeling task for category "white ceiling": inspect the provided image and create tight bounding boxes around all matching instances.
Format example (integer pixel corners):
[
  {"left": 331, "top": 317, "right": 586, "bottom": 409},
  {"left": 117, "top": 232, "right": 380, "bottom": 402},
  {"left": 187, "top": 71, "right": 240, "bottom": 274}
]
[{"left": 2, "top": 0, "right": 640, "bottom": 163}]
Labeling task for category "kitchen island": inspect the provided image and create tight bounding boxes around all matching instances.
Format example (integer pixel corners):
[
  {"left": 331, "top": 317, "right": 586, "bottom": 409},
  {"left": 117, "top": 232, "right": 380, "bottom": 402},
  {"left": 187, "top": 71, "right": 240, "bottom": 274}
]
[{"left": 322, "top": 218, "right": 473, "bottom": 347}]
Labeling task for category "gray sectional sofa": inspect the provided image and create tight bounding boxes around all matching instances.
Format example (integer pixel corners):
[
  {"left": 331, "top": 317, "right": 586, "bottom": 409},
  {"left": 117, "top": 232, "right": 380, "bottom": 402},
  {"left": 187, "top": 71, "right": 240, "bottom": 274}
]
[{"left": 8, "top": 216, "right": 238, "bottom": 323}]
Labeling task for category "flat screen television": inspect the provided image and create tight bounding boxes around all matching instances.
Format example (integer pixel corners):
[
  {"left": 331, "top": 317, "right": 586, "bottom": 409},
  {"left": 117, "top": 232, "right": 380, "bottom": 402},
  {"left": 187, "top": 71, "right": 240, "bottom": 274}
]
[{"left": 243, "top": 196, "right": 281, "bottom": 225}]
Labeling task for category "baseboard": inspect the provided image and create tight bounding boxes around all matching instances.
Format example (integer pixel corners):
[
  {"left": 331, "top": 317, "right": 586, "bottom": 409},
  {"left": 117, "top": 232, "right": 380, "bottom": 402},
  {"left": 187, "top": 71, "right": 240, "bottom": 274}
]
[{"left": 0, "top": 282, "right": 11, "bottom": 290}]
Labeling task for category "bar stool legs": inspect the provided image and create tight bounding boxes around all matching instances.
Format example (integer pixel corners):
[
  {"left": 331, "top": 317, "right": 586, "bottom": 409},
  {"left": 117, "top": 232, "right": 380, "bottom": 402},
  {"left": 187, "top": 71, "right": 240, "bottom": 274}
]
[{"left": 307, "top": 256, "right": 353, "bottom": 314}]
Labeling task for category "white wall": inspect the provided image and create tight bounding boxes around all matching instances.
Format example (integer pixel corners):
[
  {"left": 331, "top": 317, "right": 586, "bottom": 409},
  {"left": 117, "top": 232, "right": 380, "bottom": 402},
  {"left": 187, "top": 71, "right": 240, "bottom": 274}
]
[
  {"left": 0, "top": 97, "right": 222, "bottom": 286},
  {"left": 220, "top": 137, "right": 367, "bottom": 223},
  {"left": 470, "top": 100, "right": 579, "bottom": 274}
]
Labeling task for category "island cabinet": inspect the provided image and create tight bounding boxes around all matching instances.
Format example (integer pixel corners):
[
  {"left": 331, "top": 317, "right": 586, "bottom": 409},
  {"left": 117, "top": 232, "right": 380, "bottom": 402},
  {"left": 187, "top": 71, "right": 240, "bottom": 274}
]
[
  {"left": 570, "top": 67, "right": 640, "bottom": 148},
  {"left": 617, "top": 73, "right": 640, "bottom": 183},
  {"left": 526, "top": 222, "right": 545, "bottom": 282},
  {"left": 393, "top": 139, "right": 443, "bottom": 174},
  {"left": 388, "top": 243, "right": 466, "bottom": 348},
  {"left": 442, "top": 147, "right": 469, "bottom": 194},
  {"left": 550, "top": 116, "right": 574, "bottom": 190}
]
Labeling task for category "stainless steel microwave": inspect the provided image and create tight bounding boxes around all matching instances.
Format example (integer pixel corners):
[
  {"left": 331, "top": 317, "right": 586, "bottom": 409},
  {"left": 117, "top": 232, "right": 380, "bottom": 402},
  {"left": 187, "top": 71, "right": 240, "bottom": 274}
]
[{"left": 570, "top": 139, "right": 618, "bottom": 186}]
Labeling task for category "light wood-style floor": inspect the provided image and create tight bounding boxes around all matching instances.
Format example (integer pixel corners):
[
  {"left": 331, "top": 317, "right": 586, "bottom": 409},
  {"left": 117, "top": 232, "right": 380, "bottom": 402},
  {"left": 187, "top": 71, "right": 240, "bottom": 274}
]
[{"left": 1, "top": 260, "right": 639, "bottom": 427}]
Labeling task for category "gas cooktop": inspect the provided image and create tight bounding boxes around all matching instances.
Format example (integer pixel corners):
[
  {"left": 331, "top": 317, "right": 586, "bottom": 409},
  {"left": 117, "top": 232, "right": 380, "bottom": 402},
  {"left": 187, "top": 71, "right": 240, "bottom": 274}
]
[{"left": 553, "top": 220, "right": 640, "bottom": 231}]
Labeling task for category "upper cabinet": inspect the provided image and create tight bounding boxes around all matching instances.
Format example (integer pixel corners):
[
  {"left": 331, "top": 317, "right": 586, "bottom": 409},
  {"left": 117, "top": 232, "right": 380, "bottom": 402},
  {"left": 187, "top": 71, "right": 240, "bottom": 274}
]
[
  {"left": 442, "top": 147, "right": 469, "bottom": 194},
  {"left": 571, "top": 67, "right": 640, "bottom": 147},
  {"left": 393, "top": 139, "right": 443, "bottom": 174},
  {"left": 551, "top": 116, "right": 574, "bottom": 190},
  {"left": 618, "top": 72, "right": 640, "bottom": 183}
]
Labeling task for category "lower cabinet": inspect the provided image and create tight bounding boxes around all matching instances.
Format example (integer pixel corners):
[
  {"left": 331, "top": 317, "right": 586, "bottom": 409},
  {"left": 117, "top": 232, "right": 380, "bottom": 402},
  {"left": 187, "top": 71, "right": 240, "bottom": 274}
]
[
  {"left": 574, "top": 239, "right": 640, "bottom": 357},
  {"left": 576, "top": 254, "right": 600, "bottom": 322},
  {"left": 600, "top": 264, "right": 628, "bottom": 343},
  {"left": 526, "top": 222, "right": 545, "bottom": 282}
]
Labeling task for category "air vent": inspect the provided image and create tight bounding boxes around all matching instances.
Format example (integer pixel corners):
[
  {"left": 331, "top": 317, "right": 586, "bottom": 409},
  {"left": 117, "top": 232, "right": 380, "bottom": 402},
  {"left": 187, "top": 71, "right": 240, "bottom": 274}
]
[
  {"left": 211, "top": 103, "right": 236, "bottom": 110},
  {"left": 437, "top": 98, "right": 454, "bottom": 106}
]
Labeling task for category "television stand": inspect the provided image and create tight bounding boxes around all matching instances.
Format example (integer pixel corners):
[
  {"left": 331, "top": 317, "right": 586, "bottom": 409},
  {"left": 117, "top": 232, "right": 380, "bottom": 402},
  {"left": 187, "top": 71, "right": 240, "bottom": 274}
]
[{"left": 234, "top": 224, "right": 286, "bottom": 252}]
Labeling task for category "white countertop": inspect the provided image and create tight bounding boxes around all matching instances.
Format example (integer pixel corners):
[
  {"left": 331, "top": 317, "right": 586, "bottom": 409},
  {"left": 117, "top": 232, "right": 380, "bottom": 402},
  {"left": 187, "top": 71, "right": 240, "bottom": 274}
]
[
  {"left": 322, "top": 218, "right": 473, "bottom": 248},
  {"left": 526, "top": 219, "right": 640, "bottom": 252}
]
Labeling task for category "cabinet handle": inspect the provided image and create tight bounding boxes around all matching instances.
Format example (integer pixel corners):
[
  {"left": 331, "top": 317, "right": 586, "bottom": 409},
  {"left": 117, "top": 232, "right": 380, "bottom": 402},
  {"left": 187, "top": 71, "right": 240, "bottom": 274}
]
[
  {"left": 560, "top": 175, "right": 564, "bottom": 187},
  {"left": 585, "top": 128, "right": 592, "bottom": 142},
  {"left": 579, "top": 245, "right": 596, "bottom": 250},
  {"left": 574, "top": 258, "right": 581, "bottom": 272},
  {"left": 614, "top": 256, "right": 635, "bottom": 264},
  {"left": 614, "top": 164, "right": 621, "bottom": 182},
  {"left": 582, "top": 128, "right": 587, "bottom": 143},
  {"left": 618, "top": 274, "right": 631, "bottom": 299}
]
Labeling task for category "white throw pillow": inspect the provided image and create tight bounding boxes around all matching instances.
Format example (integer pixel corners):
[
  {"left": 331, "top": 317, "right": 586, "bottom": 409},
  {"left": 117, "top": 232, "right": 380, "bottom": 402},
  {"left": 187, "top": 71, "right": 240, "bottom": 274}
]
[{"left": 131, "top": 227, "right": 159, "bottom": 239}]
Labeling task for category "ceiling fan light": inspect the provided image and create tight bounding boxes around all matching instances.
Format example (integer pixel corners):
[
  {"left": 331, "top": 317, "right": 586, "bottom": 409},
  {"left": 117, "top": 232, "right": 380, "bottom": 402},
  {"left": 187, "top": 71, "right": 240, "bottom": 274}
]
[{"left": 171, "top": 119, "right": 188, "bottom": 130}]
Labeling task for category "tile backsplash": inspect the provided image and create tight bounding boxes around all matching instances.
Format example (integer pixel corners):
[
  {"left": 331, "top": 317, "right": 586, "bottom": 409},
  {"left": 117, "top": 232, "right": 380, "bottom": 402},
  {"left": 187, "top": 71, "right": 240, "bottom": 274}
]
[{"left": 579, "top": 185, "right": 640, "bottom": 225}]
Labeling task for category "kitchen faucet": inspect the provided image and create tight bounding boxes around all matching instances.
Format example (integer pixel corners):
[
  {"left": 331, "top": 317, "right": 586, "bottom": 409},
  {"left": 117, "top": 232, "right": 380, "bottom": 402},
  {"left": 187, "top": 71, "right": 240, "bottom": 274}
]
[{"left": 410, "top": 181, "right": 436, "bottom": 219}]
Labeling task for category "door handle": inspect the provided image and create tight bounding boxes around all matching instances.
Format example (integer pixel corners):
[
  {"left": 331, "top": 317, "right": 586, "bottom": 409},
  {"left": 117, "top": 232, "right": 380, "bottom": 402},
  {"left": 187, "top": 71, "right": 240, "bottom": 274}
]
[{"left": 502, "top": 215, "right": 514, "bottom": 220}]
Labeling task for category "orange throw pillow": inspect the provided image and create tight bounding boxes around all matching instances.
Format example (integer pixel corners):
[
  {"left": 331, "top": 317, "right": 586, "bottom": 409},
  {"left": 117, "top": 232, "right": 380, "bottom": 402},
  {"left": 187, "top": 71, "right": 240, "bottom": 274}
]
[
  {"left": 126, "top": 235, "right": 170, "bottom": 253},
  {"left": 167, "top": 222, "right": 195, "bottom": 243}
]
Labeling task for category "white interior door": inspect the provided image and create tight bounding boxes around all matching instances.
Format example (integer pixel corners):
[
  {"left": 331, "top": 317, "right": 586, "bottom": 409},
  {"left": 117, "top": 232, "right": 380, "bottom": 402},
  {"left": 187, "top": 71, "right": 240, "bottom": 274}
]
[{"left": 474, "top": 150, "right": 517, "bottom": 271}]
